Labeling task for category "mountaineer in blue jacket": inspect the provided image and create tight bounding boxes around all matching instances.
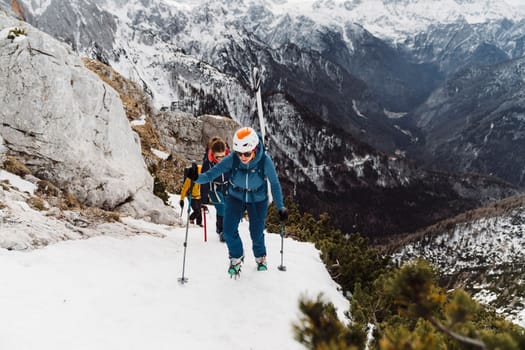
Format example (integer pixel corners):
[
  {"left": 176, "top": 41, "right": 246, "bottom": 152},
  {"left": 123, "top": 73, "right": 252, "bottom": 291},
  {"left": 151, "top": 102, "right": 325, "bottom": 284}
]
[
  {"left": 186, "top": 126, "right": 288, "bottom": 276},
  {"left": 200, "top": 136, "right": 230, "bottom": 242}
]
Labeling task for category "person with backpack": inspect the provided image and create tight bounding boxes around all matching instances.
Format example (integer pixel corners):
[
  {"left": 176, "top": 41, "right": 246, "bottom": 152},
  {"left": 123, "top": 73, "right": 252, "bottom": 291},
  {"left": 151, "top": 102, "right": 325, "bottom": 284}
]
[
  {"left": 180, "top": 164, "right": 203, "bottom": 227},
  {"left": 186, "top": 126, "right": 288, "bottom": 275},
  {"left": 200, "top": 136, "right": 231, "bottom": 242}
]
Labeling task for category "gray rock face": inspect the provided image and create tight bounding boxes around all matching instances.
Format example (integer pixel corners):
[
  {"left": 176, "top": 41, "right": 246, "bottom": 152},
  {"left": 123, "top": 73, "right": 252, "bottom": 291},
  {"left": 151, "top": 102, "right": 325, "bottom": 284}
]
[
  {"left": 0, "top": 134, "right": 6, "bottom": 158},
  {"left": 0, "top": 176, "right": 169, "bottom": 251},
  {"left": 8, "top": 0, "right": 116, "bottom": 64},
  {"left": 152, "top": 113, "right": 239, "bottom": 162},
  {"left": 404, "top": 19, "right": 525, "bottom": 75},
  {"left": 0, "top": 12, "right": 177, "bottom": 225},
  {"left": 0, "top": 1, "right": 11, "bottom": 14}
]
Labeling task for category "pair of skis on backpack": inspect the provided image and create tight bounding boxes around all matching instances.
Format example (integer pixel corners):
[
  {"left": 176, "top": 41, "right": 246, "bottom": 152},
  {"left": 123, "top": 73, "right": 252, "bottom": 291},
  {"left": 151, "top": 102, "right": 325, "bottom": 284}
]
[{"left": 228, "top": 256, "right": 267, "bottom": 278}]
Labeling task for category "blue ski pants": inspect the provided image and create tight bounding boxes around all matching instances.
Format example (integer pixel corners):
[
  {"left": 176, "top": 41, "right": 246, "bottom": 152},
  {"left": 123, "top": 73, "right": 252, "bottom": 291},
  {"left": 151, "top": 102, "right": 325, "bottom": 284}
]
[
  {"left": 209, "top": 190, "right": 225, "bottom": 217},
  {"left": 223, "top": 195, "right": 268, "bottom": 259},
  {"left": 209, "top": 190, "right": 225, "bottom": 233}
]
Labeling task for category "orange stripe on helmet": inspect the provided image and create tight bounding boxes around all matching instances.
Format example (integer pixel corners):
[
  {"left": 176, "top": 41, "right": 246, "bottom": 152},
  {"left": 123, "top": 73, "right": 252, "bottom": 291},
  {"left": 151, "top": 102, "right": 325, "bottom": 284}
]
[{"left": 236, "top": 127, "right": 252, "bottom": 139}]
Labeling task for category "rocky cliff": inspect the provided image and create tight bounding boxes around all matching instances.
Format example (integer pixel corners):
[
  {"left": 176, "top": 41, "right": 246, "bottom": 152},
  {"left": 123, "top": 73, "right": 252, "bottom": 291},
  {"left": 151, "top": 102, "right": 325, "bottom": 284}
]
[{"left": 0, "top": 12, "right": 176, "bottom": 224}]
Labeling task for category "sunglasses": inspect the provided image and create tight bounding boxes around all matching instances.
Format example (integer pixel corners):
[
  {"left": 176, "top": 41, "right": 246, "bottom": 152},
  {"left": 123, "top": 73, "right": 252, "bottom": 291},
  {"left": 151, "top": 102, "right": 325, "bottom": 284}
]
[
  {"left": 236, "top": 151, "right": 253, "bottom": 158},
  {"left": 214, "top": 155, "right": 225, "bottom": 160}
]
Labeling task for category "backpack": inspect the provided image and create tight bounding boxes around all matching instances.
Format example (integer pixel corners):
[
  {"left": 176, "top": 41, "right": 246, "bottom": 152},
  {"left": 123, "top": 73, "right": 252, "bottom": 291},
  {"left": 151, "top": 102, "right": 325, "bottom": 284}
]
[
  {"left": 182, "top": 163, "right": 198, "bottom": 183},
  {"left": 183, "top": 165, "right": 192, "bottom": 182}
]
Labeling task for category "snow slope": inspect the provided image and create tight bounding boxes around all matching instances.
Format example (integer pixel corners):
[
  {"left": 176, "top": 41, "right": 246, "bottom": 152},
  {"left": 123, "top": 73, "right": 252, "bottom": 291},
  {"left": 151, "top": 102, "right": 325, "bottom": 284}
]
[{"left": 0, "top": 172, "right": 349, "bottom": 349}]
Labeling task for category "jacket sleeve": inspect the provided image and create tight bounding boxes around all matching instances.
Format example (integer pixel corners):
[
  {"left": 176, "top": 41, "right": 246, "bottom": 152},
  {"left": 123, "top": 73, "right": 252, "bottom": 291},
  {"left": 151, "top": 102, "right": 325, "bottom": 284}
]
[
  {"left": 180, "top": 178, "right": 191, "bottom": 201},
  {"left": 195, "top": 154, "right": 233, "bottom": 185},
  {"left": 264, "top": 155, "right": 284, "bottom": 209}
]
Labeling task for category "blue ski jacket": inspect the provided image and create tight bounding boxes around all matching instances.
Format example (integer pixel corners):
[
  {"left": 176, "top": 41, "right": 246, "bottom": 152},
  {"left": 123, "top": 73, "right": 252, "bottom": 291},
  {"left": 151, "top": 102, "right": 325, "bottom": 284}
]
[{"left": 195, "top": 136, "right": 284, "bottom": 210}]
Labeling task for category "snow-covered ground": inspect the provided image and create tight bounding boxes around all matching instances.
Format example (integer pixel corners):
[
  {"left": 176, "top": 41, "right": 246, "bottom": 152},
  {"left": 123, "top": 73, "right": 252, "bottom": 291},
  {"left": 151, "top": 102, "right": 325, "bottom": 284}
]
[{"left": 0, "top": 171, "right": 349, "bottom": 349}]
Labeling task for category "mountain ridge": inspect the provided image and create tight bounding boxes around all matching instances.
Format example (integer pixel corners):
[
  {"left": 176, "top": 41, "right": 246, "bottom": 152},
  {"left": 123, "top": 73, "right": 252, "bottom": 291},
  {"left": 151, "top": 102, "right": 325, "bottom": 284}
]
[
  {"left": 388, "top": 192, "right": 525, "bottom": 327},
  {"left": 4, "top": 0, "right": 522, "bottom": 237}
]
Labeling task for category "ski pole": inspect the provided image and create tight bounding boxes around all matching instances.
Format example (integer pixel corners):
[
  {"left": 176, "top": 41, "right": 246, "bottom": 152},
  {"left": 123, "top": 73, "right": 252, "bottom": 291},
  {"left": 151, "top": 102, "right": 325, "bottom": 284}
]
[
  {"left": 179, "top": 177, "right": 195, "bottom": 284},
  {"left": 178, "top": 185, "right": 192, "bottom": 284},
  {"left": 278, "top": 223, "right": 286, "bottom": 271},
  {"left": 202, "top": 206, "right": 208, "bottom": 242}
]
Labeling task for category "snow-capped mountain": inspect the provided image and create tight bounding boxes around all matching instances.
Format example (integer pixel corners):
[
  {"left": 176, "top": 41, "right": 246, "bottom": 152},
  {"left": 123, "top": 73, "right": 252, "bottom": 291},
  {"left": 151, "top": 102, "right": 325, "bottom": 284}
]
[
  {"left": 334, "top": 0, "right": 524, "bottom": 43},
  {"left": 15, "top": 0, "right": 525, "bottom": 108},
  {"left": 402, "top": 17, "right": 525, "bottom": 75},
  {"left": 408, "top": 56, "right": 525, "bottom": 186},
  {"left": 14, "top": 0, "right": 525, "bottom": 144},
  {"left": 17, "top": 0, "right": 429, "bottom": 127},
  {"left": 4, "top": 0, "right": 523, "bottom": 238}
]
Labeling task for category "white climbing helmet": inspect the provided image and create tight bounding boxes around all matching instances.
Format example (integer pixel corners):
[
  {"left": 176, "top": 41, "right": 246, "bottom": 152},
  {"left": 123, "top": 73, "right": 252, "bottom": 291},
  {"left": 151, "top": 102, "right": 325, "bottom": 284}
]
[{"left": 233, "top": 127, "right": 259, "bottom": 153}]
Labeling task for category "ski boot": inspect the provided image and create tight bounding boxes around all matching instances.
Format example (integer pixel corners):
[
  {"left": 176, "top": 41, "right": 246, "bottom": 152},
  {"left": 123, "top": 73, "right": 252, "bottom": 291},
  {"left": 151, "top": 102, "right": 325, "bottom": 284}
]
[
  {"left": 256, "top": 256, "right": 267, "bottom": 271},
  {"left": 228, "top": 256, "right": 243, "bottom": 278}
]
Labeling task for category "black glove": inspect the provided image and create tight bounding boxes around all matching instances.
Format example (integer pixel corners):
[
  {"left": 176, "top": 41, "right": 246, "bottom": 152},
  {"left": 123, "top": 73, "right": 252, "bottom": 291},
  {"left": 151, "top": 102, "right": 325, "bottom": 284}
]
[
  {"left": 201, "top": 204, "right": 209, "bottom": 213},
  {"left": 186, "top": 162, "right": 199, "bottom": 181},
  {"left": 278, "top": 207, "right": 288, "bottom": 222},
  {"left": 179, "top": 200, "right": 184, "bottom": 208}
]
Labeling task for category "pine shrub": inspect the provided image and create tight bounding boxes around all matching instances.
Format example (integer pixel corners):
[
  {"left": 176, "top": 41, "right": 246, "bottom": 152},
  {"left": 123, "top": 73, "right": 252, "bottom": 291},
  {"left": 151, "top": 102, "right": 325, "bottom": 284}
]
[{"left": 271, "top": 198, "right": 525, "bottom": 349}]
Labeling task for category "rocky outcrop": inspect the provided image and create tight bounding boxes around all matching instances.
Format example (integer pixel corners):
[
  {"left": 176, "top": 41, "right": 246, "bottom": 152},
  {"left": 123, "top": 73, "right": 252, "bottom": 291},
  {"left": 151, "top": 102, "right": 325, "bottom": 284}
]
[
  {"left": 0, "top": 134, "right": 7, "bottom": 158},
  {"left": 0, "top": 12, "right": 178, "bottom": 225},
  {"left": 152, "top": 113, "right": 239, "bottom": 162},
  {"left": 0, "top": 171, "right": 168, "bottom": 250}
]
